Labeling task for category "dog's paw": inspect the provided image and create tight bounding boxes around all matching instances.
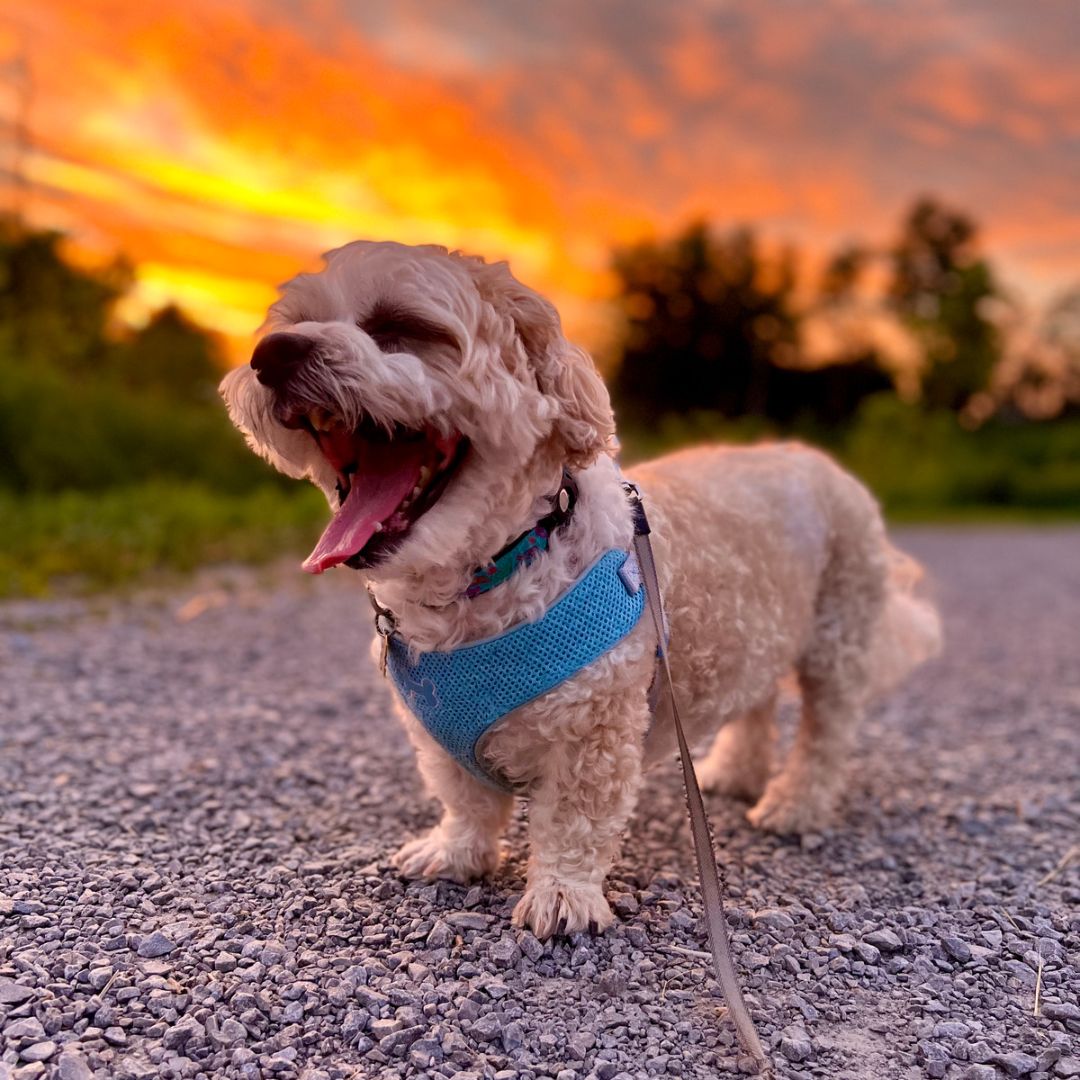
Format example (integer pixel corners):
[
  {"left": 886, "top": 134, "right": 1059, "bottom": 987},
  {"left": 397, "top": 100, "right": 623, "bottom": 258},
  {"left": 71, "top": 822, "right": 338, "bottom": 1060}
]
[
  {"left": 746, "top": 773, "right": 841, "bottom": 835},
  {"left": 696, "top": 741, "right": 769, "bottom": 803},
  {"left": 391, "top": 827, "right": 500, "bottom": 884},
  {"left": 511, "top": 880, "right": 614, "bottom": 940}
]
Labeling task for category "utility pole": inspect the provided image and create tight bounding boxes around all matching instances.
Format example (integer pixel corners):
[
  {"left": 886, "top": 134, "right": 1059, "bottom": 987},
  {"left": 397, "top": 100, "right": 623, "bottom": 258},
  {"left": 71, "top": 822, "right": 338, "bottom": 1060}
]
[{"left": 2, "top": 47, "right": 32, "bottom": 219}]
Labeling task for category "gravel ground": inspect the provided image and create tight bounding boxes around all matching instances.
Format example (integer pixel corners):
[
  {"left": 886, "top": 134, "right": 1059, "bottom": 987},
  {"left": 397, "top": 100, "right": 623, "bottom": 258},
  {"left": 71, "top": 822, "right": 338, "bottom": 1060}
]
[{"left": 1, "top": 527, "right": 1078, "bottom": 1080}]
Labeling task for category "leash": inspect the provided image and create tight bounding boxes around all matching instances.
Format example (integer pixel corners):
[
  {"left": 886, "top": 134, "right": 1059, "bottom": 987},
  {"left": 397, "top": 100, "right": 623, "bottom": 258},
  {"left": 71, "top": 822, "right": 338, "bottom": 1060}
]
[{"left": 623, "top": 481, "right": 773, "bottom": 1076}]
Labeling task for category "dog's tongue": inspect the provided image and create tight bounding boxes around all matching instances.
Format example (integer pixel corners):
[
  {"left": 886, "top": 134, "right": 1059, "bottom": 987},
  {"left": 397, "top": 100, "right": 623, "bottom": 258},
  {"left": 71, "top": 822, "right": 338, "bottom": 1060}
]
[{"left": 302, "top": 439, "right": 427, "bottom": 574}]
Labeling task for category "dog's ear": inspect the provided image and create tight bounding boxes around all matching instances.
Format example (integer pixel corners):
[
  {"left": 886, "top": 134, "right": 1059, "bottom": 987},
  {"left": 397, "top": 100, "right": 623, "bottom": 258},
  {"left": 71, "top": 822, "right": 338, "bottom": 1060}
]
[{"left": 458, "top": 255, "right": 616, "bottom": 468}]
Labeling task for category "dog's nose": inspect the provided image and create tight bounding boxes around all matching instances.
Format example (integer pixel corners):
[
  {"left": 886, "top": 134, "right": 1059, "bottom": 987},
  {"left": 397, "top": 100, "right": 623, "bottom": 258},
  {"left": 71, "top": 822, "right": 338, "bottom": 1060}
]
[{"left": 250, "top": 332, "right": 316, "bottom": 390}]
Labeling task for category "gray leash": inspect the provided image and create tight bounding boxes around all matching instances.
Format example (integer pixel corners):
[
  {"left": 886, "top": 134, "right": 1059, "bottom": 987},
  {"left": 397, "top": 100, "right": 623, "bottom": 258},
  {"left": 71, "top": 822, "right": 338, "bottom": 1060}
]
[{"left": 624, "top": 482, "right": 772, "bottom": 1076}]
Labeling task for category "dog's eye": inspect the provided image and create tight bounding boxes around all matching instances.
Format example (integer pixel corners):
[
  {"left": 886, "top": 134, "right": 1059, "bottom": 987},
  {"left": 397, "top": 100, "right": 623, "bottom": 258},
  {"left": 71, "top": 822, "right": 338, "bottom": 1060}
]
[
  {"left": 358, "top": 313, "right": 411, "bottom": 351},
  {"left": 361, "top": 323, "right": 403, "bottom": 351},
  {"left": 358, "top": 304, "right": 458, "bottom": 353}
]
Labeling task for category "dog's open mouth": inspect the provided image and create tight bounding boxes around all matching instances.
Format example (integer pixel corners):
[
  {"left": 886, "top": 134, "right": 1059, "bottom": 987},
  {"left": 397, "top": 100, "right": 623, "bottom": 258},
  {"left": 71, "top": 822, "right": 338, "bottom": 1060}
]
[{"left": 295, "top": 409, "right": 467, "bottom": 573}]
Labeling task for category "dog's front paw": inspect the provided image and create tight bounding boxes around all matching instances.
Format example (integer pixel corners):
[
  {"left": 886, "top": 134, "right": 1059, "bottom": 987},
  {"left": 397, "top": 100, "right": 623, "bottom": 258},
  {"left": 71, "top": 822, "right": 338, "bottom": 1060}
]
[
  {"left": 391, "top": 827, "right": 500, "bottom": 884},
  {"left": 511, "top": 880, "right": 614, "bottom": 940},
  {"left": 746, "top": 771, "right": 841, "bottom": 835}
]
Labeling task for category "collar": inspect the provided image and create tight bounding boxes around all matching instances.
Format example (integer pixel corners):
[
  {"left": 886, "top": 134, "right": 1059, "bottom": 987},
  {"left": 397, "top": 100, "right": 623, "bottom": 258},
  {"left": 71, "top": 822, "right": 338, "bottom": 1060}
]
[
  {"left": 465, "top": 469, "right": 577, "bottom": 597},
  {"left": 366, "top": 469, "right": 579, "bottom": 639}
]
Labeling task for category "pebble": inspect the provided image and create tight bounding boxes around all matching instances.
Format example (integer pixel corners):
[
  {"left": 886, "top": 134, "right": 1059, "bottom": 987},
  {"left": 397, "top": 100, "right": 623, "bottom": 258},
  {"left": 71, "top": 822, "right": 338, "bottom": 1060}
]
[
  {"left": 427, "top": 920, "right": 454, "bottom": 948},
  {"left": 471, "top": 1015, "right": 503, "bottom": 1042},
  {"left": 917, "top": 1040, "right": 950, "bottom": 1079},
  {"left": 0, "top": 980, "right": 35, "bottom": 1005},
  {"left": 4, "top": 1018, "right": 46, "bottom": 1044},
  {"left": 942, "top": 935, "right": 973, "bottom": 964},
  {"left": 446, "top": 911, "right": 493, "bottom": 931},
  {"left": 863, "top": 928, "right": 903, "bottom": 952},
  {"left": 994, "top": 1052, "right": 1039, "bottom": 1078},
  {"left": 379, "top": 1024, "right": 425, "bottom": 1055},
  {"left": 1043, "top": 1004, "right": 1080, "bottom": 1023},
  {"left": 135, "top": 932, "right": 175, "bottom": 958},
  {"left": 56, "top": 1055, "right": 94, "bottom": 1080},
  {"left": 18, "top": 1043, "right": 56, "bottom": 1064},
  {"left": 780, "top": 1028, "right": 814, "bottom": 1063}
]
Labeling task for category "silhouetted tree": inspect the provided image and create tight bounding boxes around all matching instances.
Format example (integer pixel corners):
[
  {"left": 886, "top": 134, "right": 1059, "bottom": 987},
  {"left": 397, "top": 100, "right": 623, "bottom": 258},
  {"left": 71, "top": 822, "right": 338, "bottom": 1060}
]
[
  {"left": 611, "top": 221, "right": 891, "bottom": 429},
  {"left": 819, "top": 244, "right": 870, "bottom": 303},
  {"left": 889, "top": 197, "right": 1004, "bottom": 412},
  {"left": 0, "top": 217, "right": 131, "bottom": 373},
  {"left": 0, "top": 218, "right": 223, "bottom": 402},
  {"left": 1043, "top": 287, "right": 1080, "bottom": 414},
  {"left": 611, "top": 222, "right": 798, "bottom": 421},
  {"left": 764, "top": 361, "right": 893, "bottom": 427},
  {"left": 115, "top": 305, "right": 223, "bottom": 403}
]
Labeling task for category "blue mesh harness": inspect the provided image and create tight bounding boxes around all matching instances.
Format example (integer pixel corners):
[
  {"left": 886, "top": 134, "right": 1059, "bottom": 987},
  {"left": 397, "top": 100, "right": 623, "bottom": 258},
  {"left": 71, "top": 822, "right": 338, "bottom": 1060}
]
[{"left": 377, "top": 547, "right": 648, "bottom": 791}]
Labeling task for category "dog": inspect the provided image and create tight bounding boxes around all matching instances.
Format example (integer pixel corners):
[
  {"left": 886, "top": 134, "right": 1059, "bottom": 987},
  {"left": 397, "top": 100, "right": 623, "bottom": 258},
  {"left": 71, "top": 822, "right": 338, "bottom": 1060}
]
[{"left": 220, "top": 240, "right": 942, "bottom": 939}]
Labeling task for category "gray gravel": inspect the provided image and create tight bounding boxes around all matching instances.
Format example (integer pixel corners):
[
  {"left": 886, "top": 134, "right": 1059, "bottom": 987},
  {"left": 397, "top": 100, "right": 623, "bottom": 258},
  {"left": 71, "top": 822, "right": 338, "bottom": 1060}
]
[{"left": 1, "top": 527, "right": 1078, "bottom": 1080}]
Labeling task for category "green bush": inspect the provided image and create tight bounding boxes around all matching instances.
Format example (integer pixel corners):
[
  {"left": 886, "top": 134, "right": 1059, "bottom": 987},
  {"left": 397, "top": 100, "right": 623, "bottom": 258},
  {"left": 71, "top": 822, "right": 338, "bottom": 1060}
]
[
  {"left": 617, "top": 395, "right": 1080, "bottom": 518},
  {"left": 843, "top": 395, "right": 1080, "bottom": 514},
  {"left": 0, "top": 360, "right": 281, "bottom": 494},
  {"left": 0, "top": 482, "right": 326, "bottom": 596}
]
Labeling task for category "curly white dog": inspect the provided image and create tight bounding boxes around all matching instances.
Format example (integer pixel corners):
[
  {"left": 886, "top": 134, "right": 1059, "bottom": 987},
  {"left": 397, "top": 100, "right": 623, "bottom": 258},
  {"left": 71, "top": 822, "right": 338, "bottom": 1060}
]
[{"left": 220, "top": 241, "right": 941, "bottom": 939}]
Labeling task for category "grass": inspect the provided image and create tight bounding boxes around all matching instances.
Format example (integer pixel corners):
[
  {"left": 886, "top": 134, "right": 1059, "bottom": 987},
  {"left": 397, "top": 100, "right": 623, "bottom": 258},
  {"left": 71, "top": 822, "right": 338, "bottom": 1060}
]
[
  {"left": 4, "top": 469, "right": 1076, "bottom": 601},
  {"left": 619, "top": 398, "right": 1080, "bottom": 522},
  {"left": 3, "top": 394, "right": 1078, "bottom": 598},
  {"left": 0, "top": 482, "right": 327, "bottom": 598}
]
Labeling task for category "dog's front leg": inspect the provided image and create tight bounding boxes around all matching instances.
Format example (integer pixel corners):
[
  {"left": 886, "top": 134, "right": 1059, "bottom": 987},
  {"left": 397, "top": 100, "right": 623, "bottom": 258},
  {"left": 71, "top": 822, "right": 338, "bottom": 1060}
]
[
  {"left": 393, "top": 718, "right": 514, "bottom": 883},
  {"left": 511, "top": 694, "right": 646, "bottom": 939}
]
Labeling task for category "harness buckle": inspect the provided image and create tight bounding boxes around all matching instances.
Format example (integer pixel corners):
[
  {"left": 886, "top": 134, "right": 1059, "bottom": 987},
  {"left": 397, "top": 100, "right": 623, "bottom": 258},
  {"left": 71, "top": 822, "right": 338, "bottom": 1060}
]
[{"left": 621, "top": 480, "right": 650, "bottom": 536}]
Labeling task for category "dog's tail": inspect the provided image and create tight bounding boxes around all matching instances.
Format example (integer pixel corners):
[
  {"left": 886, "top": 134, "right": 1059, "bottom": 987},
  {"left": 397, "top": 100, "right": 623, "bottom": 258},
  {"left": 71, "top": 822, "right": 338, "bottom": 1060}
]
[{"left": 865, "top": 543, "right": 943, "bottom": 700}]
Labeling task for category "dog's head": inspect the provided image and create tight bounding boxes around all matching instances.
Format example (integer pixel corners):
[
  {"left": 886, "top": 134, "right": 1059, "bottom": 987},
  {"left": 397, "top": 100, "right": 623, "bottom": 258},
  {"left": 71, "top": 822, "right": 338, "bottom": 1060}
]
[{"left": 220, "top": 241, "right": 615, "bottom": 575}]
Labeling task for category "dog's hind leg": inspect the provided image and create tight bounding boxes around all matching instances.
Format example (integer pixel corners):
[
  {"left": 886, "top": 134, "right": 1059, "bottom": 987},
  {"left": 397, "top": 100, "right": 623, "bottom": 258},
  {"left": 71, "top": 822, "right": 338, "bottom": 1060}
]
[
  {"left": 748, "top": 497, "right": 887, "bottom": 834},
  {"left": 696, "top": 692, "right": 777, "bottom": 803},
  {"left": 511, "top": 695, "right": 648, "bottom": 939},
  {"left": 392, "top": 721, "right": 514, "bottom": 883}
]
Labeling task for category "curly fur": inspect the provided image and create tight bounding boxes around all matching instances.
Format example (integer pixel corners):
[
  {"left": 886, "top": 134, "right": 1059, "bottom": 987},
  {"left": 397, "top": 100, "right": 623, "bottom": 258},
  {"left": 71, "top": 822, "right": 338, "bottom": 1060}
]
[{"left": 221, "top": 241, "right": 942, "bottom": 938}]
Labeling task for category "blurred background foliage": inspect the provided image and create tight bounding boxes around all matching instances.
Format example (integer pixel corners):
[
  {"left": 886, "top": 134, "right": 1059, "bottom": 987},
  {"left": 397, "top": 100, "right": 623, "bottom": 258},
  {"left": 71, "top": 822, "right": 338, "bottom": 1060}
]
[
  {"left": 0, "top": 217, "right": 325, "bottom": 595},
  {"left": 1, "top": 196, "right": 1079, "bottom": 596},
  {"left": 612, "top": 195, "right": 1080, "bottom": 514}
]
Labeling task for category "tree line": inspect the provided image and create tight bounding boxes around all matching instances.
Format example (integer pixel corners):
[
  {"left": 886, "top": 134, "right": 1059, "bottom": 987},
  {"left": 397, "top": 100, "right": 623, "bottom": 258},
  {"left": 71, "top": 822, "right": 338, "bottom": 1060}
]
[
  {"left": 0, "top": 218, "right": 222, "bottom": 403},
  {"left": 2, "top": 200, "right": 1078, "bottom": 469},
  {"left": 0, "top": 217, "right": 273, "bottom": 495},
  {"left": 610, "top": 196, "right": 1080, "bottom": 432}
]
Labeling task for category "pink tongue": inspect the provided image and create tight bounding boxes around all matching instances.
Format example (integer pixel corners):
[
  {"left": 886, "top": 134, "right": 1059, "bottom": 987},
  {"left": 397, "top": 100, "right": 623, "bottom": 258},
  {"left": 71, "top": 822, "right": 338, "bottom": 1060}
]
[{"left": 302, "top": 440, "right": 427, "bottom": 574}]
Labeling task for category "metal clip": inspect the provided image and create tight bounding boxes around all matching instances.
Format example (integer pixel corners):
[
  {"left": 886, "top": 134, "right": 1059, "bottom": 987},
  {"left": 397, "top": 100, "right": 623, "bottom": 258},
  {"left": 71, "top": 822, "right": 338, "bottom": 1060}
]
[
  {"left": 621, "top": 479, "right": 649, "bottom": 536},
  {"left": 367, "top": 588, "right": 396, "bottom": 679}
]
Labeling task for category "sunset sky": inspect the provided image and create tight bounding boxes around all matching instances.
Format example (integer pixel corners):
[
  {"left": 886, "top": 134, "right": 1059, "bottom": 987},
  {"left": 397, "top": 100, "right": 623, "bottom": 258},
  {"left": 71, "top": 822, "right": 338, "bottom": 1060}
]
[{"left": 2, "top": 0, "right": 1078, "bottom": 360}]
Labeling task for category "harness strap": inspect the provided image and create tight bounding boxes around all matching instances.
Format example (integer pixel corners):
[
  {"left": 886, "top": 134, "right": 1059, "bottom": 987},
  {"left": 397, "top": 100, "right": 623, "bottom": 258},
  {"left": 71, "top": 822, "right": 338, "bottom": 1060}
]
[{"left": 623, "top": 481, "right": 772, "bottom": 1077}]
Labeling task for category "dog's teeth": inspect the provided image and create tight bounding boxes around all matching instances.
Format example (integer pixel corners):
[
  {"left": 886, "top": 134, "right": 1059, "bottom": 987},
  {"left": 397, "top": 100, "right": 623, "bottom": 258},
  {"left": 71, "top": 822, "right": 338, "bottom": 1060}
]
[
  {"left": 418, "top": 465, "right": 431, "bottom": 485},
  {"left": 410, "top": 485, "right": 422, "bottom": 498},
  {"left": 308, "top": 407, "right": 334, "bottom": 433},
  {"left": 372, "top": 522, "right": 382, "bottom": 533}
]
